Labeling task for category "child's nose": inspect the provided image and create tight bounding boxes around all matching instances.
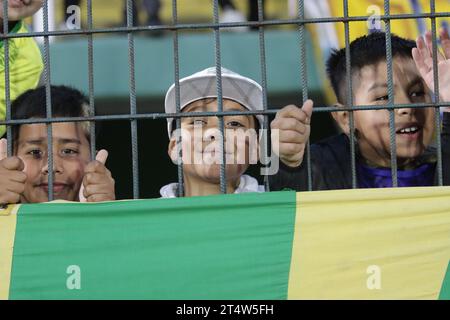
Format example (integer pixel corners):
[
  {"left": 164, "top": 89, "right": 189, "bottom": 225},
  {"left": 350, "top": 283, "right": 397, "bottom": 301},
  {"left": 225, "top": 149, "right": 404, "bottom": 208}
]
[
  {"left": 41, "top": 155, "right": 64, "bottom": 175},
  {"left": 396, "top": 107, "right": 414, "bottom": 116},
  {"left": 204, "top": 127, "right": 220, "bottom": 141},
  {"left": 395, "top": 93, "right": 415, "bottom": 116}
]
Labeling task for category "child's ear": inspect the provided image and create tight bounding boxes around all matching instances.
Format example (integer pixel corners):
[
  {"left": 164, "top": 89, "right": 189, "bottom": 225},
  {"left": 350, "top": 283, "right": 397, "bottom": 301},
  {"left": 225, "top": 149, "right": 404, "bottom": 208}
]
[
  {"left": 168, "top": 138, "right": 178, "bottom": 164},
  {"left": 331, "top": 103, "right": 350, "bottom": 135}
]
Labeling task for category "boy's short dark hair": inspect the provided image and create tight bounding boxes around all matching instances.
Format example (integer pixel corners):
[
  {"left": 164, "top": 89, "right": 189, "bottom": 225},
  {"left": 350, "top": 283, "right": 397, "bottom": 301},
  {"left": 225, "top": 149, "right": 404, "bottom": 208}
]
[
  {"left": 11, "top": 85, "right": 90, "bottom": 148},
  {"left": 327, "top": 32, "right": 417, "bottom": 104}
]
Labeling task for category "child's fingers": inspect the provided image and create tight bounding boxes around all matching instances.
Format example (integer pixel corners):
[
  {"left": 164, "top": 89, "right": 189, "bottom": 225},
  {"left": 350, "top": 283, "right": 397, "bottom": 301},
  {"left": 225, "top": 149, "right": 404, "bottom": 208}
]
[
  {"left": 412, "top": 47, "right": 429, "bottom": 77},
  {"left": 273, "top": 118, "right": 306, "bottom": 133},
  {"left": 425, "top": 31, "right": 445, "bottom": 63},
  {"left": 279, "top": 142, "right": 303, "bottom": 157},
  {"left": 275, "top": 104, "right": 311, "bottom": 124},
  {"left": 83, "top": 184, "right": 111, "bottom": 199},
  {"left": 83, "top": 172, "right": 112, "bottom": 186},
  {"left": 86, "top": 193, "right": 114, "bottom": 203},
  {"left": 0, "top": 191, "right": 21, "bottom": 205},
  {"left": 5, "top": 180, "right": 26, "bottom": 195},
  {"left": 0, "top": 138, "right": 7, "bottom": 161},
  {"left": 416, "top": 34, "right": 426, "bottom": 52},
  {"left": 1, "top": 157, "right": 25, "bottom": 172},
  {"left": 425, "top": 31, "right": 434, "bottom": 56},
  {"left": 78, "top": 184, "right": 87, "bottom": 203},
  {"left": 95, "top": 149, "right": 108, "bottom": 165},
  {"left": 80, "top": 165, "right": 114, "bottom": 203},
  {"left": 416, "top": 36, "right": 434, "bottom": 72},
  {"left": 78, "top": 149, "right": 108, "bottom": 202},
  {"left": 417, "top": 35, "right": 431, "bottom": 62},
  {"left": 79, "top": 151, "right": 111, "bottom": 203},
  {"left": 8, "top": 170, "right": 27, "bottom": 184},
  {"left": 301, "top": 99, "right": 314, "bottom": 122},
  {"left": 279, "top": 130, "right": 306, "bottom": 144},
  {"left": 440, "top": 27, "right": 450, "bottom": 59},
  {"left": 415, "top": 36, "right": 429, "bottom": 67},
  {"left": 82, "top": 174, "right": 115, "bottom": 202},
  {"left": 84, "top": 160, "right": 109, "bottom": 175}
]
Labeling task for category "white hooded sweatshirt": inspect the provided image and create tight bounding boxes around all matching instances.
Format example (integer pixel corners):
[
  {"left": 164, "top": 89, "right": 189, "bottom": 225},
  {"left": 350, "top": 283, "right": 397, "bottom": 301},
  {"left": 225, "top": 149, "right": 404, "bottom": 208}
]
[{"left": 159, "top": 174, "right": 265, "bottom": 198}]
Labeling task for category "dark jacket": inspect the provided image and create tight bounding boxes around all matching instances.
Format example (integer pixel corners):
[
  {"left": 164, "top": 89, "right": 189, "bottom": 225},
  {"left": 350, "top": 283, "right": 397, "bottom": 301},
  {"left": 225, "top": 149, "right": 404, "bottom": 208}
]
[{"left": 269, "top": 113, "right": 450, "bottom": 191}]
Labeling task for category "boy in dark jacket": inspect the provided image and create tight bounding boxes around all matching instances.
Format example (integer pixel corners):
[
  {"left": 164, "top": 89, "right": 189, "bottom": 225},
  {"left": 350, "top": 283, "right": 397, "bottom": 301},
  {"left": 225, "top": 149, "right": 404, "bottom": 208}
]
[{"left": 270, "top": 30, "right": 450, "bottom": 191}]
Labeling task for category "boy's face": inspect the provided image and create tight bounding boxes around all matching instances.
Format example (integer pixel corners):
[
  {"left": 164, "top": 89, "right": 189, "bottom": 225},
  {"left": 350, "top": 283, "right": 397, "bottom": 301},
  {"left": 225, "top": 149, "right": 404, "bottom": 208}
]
[
  {"left": 168, "top": 98, "right": 258, "bottom": 186},
  {"left": 15, "top": 122, "right": 91, "bottom": 203},
  {"left": 0, "top": 0, "right": 43, "bottom": 21},
  {"left": 341, "top": 56, "right": 435, "bottom": 167}
]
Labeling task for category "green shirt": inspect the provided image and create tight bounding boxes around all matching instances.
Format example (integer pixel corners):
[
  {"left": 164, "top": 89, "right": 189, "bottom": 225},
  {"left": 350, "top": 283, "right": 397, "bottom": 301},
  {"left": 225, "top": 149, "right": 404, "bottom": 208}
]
[{"left": 0, "top": 21, "right": 44, "bottom": 137}]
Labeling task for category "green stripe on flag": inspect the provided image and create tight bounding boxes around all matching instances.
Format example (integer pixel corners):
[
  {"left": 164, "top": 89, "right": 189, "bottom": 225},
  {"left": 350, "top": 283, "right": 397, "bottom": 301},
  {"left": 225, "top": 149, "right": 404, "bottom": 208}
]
[
  {"left": 439, "top": 262, "right": 450, "bottom": 300},
  {"left": 9, "top": 191, "right": 296, "bottom": 299}
]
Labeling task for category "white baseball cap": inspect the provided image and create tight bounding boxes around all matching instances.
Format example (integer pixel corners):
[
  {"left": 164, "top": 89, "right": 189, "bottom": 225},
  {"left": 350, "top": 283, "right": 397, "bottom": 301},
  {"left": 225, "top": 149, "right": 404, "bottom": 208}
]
[{"left": 164, "top": 67, "right": 264, "bottom": 138}]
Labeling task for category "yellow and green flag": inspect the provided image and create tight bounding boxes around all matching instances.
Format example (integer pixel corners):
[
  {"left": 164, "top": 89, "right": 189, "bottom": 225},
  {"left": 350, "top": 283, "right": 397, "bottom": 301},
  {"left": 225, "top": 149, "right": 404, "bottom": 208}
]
[{"left": 1, "top": 187, "right": 449, "bottom": 299}]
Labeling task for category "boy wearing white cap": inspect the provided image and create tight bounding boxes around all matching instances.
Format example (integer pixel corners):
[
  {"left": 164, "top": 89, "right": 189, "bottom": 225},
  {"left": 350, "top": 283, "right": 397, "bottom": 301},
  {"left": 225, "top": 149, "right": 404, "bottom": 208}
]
[{"left": 161, "top": 67, "right": 265, "bottom": 198}]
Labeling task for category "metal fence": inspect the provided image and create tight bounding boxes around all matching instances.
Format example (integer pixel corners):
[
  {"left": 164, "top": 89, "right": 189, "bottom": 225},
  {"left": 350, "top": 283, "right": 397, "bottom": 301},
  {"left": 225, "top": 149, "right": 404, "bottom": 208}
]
[{"left": 2, "top": 0, "right": 450, "bottom": 200}]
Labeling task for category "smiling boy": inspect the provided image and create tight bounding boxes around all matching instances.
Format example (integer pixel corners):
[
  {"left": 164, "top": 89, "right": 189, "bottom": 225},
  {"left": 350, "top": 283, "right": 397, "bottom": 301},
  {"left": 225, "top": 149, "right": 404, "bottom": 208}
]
[
  {"left": 270, "top": 30, "right": 450, "bottom": 190},
  {"left": 0, "top": 85, "right": 115, "bottom": 204}
]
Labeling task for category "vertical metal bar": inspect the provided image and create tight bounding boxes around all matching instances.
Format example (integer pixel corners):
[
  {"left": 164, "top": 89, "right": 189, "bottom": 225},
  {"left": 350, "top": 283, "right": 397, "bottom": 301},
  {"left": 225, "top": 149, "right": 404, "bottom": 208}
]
[
  {"left": 298, "top": 0, "right": 312, "bottom": 190},
  {"left": 87, "top": 0, "right": 96, "bottom": 159},
  {"left": 127, "top": 0, "right": 140, "bottom": 199},
  {"left": 2, "top": 1, "right": 12, "bottom": 156},
  {"left": 172, "top": 0, "right": 184, "bottom": 197},
  {"left": 212, "top": 0, "right": 227, "bottom": 194},
  {"left": 43, "top": 0, "right": 54, "bottom": 201},
  {"left": 257, "top": 0, "right": 270, "bottom": 191},
  {"left": 343, "top": 0, "right": 357, "bottom": 188},
  {"left": 384, "top": 0, "right": 398, "bottom": 187},
  {"left": 430, "top": 0, "right": 443, "bottom": 186}
]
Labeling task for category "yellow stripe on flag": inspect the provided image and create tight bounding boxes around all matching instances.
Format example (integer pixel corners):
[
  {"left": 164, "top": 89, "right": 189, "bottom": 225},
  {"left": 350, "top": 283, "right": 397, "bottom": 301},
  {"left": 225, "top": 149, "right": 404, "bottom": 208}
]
[
  {"left": 288, "top": 187, "right": 450, "bottom": 299},
  {"left": 0, "top": 205, "right": 20, "bottom": 300}
]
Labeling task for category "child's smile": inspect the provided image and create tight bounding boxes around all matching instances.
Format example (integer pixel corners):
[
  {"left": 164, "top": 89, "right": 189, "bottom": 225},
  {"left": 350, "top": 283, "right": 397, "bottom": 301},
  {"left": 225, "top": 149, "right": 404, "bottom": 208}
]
[
  {"left": 16, "top": 122, "right": 91, "bottom": 203},
  {"left": 351, "top": 56, "right": 435, "bottom": 167}
]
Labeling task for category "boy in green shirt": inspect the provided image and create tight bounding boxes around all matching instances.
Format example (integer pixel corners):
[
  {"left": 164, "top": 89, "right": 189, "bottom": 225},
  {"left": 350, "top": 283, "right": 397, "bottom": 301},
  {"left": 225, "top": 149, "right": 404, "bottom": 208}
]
[{"left": 1, "top": 0, "right": 44, "bottom": 137}]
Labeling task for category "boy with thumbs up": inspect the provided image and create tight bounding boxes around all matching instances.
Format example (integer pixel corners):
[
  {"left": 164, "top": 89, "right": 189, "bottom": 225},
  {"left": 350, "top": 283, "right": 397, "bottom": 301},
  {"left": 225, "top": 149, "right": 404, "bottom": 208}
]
[
  {"left": 0, "top": 85, "right": 115, "bottom": 204},
  {"left": 270, "top": 31, "right": 450, "bottom": 191}
]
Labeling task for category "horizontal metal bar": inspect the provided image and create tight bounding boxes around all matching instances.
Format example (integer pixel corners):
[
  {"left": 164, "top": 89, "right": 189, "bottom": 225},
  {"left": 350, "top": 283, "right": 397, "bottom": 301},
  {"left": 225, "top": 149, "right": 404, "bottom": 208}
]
[
  {"left": 1, "top": 102, "right": 448, "bottom": 126},
  {"left": 2, "top": 12, "right": 450, "bottom": 40}
]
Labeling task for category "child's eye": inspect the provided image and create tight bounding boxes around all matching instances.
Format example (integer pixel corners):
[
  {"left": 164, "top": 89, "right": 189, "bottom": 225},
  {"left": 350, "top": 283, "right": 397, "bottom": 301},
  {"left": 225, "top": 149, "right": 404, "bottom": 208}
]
[
  {"left": 375, "top": 95, "right": 389, "bottom": 102},
  {"left": 191, "top": 119, "right": 207, "bottom": 126},
  {"left": 61, "top": 149, "right": 79, "bottom": 156},
  {"left": 227, "top": 121, "right": 245, "bottom": 128},
  {"left": 410, "top": 91, "right": 425, "bottom": 99},
  {"left": 27, "top": 149, "right": 43, "bottom": 159}
]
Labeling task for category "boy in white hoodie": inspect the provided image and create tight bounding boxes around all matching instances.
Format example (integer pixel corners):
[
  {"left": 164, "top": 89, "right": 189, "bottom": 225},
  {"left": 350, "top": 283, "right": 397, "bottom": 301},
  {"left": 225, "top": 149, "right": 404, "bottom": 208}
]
[{"left": 161, "top": 67, "right": 265, "bottom": 198}]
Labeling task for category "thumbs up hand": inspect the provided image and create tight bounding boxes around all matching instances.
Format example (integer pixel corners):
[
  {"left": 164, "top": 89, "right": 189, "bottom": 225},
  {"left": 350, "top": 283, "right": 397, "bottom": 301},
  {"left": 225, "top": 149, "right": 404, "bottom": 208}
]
[
  {"left": 270, "top": 100, "right": 314, "bottom": 168},
  {"left": 0, "top": 138, "right": 27, "bottom": 205},
  {"left": 78, "top": 149, "right": 115, "bottom": 203}
]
